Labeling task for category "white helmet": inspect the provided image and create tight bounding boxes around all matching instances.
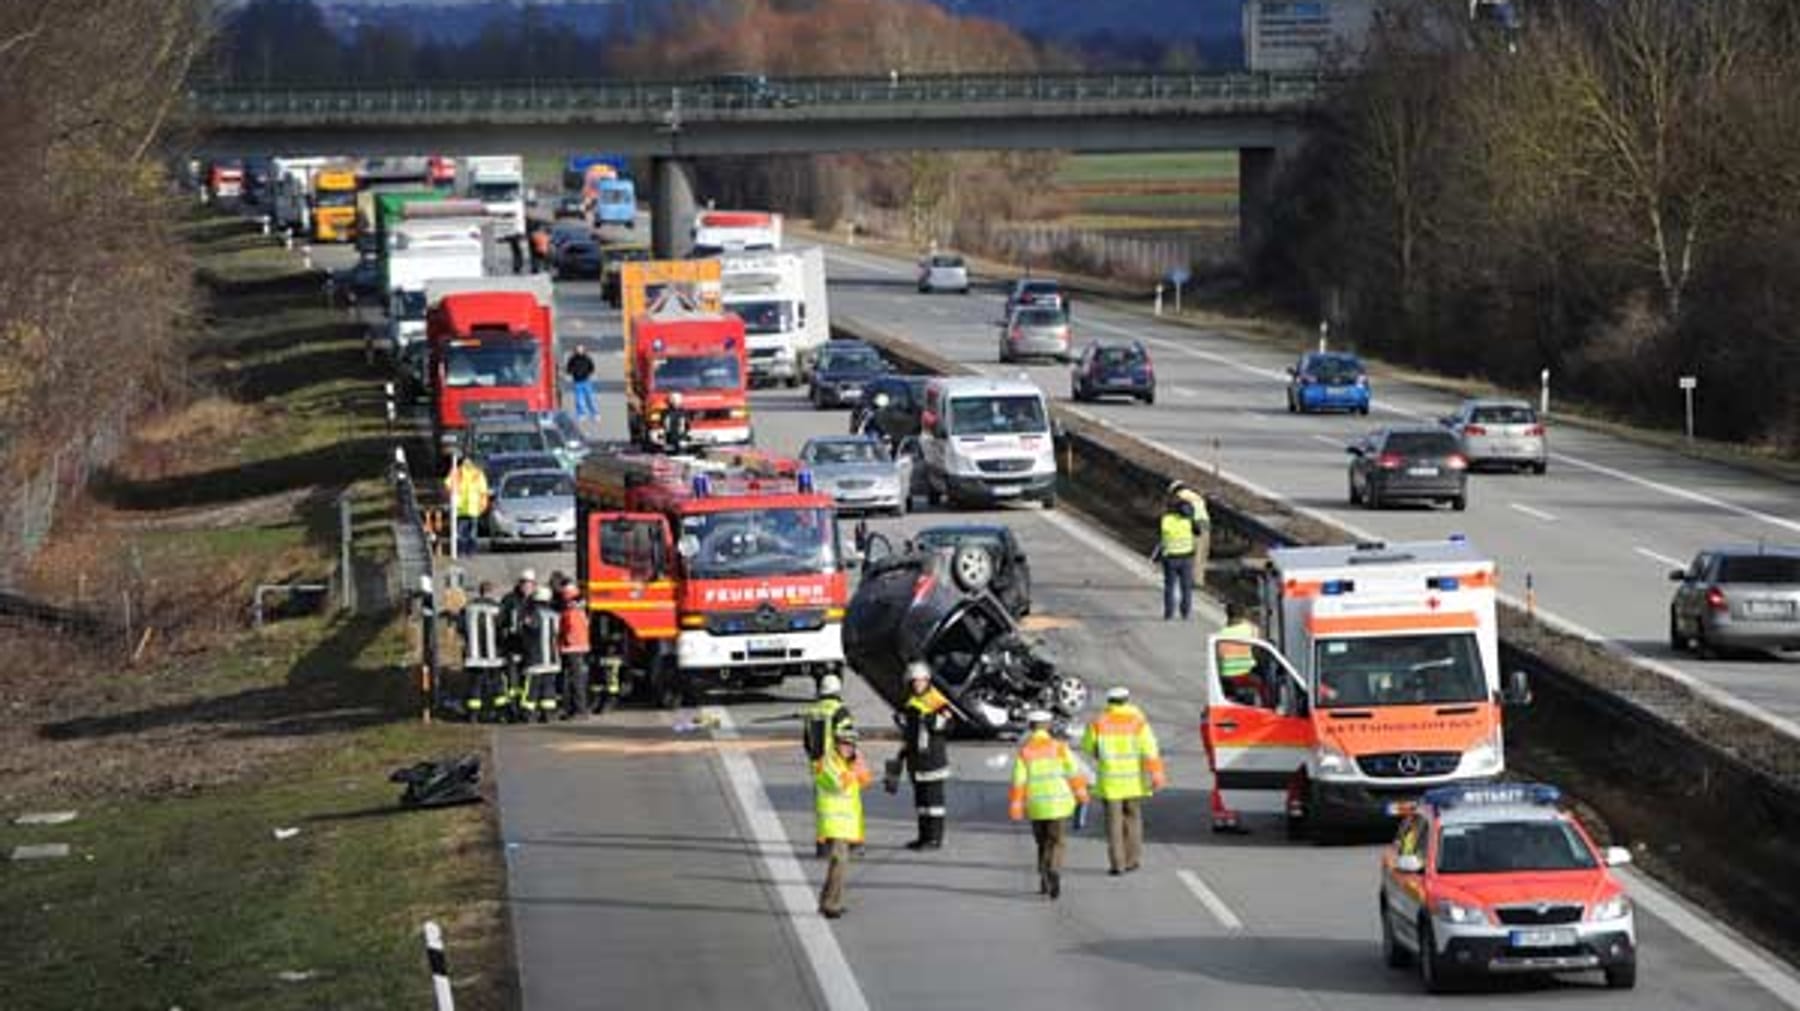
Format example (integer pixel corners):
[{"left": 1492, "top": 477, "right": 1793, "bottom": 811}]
[
  {"left": 519, "top": 568, "right": 538, "bottom": 584},
  {"left": 818, "top": 674, "right": 843, "bottom": 697},
  {"left": 906, "top": 661, "right": 933, "bottom": 684},
  {"left": 531, "top": 586, "right": 552, "bottom": 603}
]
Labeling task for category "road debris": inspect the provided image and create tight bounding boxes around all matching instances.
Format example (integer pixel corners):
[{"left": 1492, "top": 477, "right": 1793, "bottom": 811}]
[
  {"left": 13, "top": 810, "right": 78, "bottom": 826},
  {"left": 11, "top": 843, "right": 71, "bottom": 861},
  {"left": 272, "top": 827, "right": 301, "bottom": 841}
]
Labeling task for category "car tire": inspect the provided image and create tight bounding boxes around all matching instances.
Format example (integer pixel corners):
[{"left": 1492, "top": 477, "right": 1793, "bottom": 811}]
[
  {"left": 1142, "top": 391, "right": 1155, "bottom": 405},
  {"left": 1669, "top": 610, "right": 1686, "bottom": 652},
  {"left": 1417, "top": 919, "right": 1456, "bottom": 993},
  {"left": 1052, "top": 675, "right": 1089, "bottom": 715},
  {"left": 1451, "top": 494, "right": 1467, "bottom": 512},
  {"left": 1349, "top": 475, "right": 1363, "bottom": 506},
  {"left": 1040, "top": 489, "right": 1057, "bottom": 510},
  {"left": 1358, "top": 404, "right": 1371, "bottom": 416},
  {"left": 1381, "top": 900, "right": 1412, "bottom": 968},
  {"left": 950, "top": 544, "right": 996, "bottom": 592},
  {"left": 1533, "top": 460, "right": 1548, "bottom": 475},
  {"left": 1604, "top": 960, "right": 1637, "bottom": 990}
]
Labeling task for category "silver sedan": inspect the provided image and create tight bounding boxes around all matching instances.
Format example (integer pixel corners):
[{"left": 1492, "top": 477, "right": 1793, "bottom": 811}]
[
  {"left": 799, "top": 435, "right": 912, "bottom": 515},
  {"left": 999, "top": 305, "right": 1072, "bottom": 363},
  {"left": 484, "top": 469, "right": 577, "bottom": 548}
]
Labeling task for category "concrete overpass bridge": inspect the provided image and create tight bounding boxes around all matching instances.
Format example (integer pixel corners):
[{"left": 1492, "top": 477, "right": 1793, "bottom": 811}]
[{"left": 190, "top": 72, "right": 1331, "bottom": 258}]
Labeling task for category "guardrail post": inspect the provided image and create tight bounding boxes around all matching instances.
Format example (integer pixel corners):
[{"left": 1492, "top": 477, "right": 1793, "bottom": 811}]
[{"left": 1155, "top": 283, "right": 1164, "bottom": 317}]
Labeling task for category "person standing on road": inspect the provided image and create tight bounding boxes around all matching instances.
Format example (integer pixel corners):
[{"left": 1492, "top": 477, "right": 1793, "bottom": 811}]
[
  {"left": 446, "top": 456, "right": 490, "bottom": 558},
  {"left": 1152, "top": 494, "right": 1199, "bottom": 620},
  {"left": 1080, "top": 686, "right": 1165, "bottom": 875},
  {"left": 1009, "top": 710, "right": 1089, "bottom": 900},
  {"left": 815, "top": 727, "right": 873, "bottom": 919},
  {"left": 459, "top": 581, "right": 508, "bottom": 722},
  {"left": 805, "top": 674, "right": 858, "bottom": 857},
  {"left": 519, "top": 586, "right": 562, "bottom": 723},
  {"left": 1168, "top": 480, "right": 1212, "bottom": 587},
  {"left": 556, "top": 581, "right": 592, "bottom": 719},
  {"left": 893, "top": 662, "right": 952, "bottom": 851},
  {"left": 498, "top": 569, "right": 539, "bottom": 721},
  {"left": 566, "top": 343, "right": 599, "bottom": 420}
]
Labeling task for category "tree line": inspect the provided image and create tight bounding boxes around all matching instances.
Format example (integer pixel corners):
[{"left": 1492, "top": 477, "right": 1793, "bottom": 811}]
[{"left": 1272, "top": 0, "right": 1800, "bottom": 449}]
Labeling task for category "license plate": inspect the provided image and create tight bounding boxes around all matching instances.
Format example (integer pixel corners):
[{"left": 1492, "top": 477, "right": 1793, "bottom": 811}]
[
  {"left": 1509, "top": 928, "right": 1577, "bottom": 948},
  {"left": 1744, "top": 600, "right": 1796, "bottom": 619},
  {"left": 1408, "top": 467, "right": 1439, "bottom": 477},
  {"left": 839, "top": 389, "right": 862, "bottom": 399},
  {"left": 990, "top": 485, "right": 1022, "bottom": 498},
  {"left": 747, "top": 637, "right": 787, "bottom": 652}
]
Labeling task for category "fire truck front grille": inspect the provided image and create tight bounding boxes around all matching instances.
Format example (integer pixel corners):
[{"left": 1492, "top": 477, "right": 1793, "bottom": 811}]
[
  {"left": 705, "top": 608, "right": 827, "bottom": 635},
  {"left": 1355, "top": 751, "right": 1461, "bottom": 778}
]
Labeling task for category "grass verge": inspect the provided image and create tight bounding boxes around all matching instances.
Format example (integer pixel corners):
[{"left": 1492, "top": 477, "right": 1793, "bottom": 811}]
[{"left": 0, "top": 212, "right": 511, "bottom": 1010}]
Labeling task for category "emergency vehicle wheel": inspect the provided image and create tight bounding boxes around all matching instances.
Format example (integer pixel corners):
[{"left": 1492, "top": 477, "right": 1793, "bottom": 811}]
[
  {"left": 1380, "top": 900, "right": 1411, "bottom": 968},
  {"left": 950, "top": 544, "right": 995, "bottom": 592},
  {"left": 1605, "top": 961, "right": 1637, "bottom": 990},
  {"left": 1417, "top": 919, "right": 1458, "bottom": 994}
]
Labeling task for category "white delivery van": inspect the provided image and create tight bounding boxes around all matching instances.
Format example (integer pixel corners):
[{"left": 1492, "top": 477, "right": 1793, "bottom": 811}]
[
  {"left": 457, "top": 155, "right": 526, "bottom": 238},
  {"left": 918, "top": 376, "right": 1058, "bottom": 509},
  {"left": 719, "top": 247, "right": 829, "bottom": 386}
]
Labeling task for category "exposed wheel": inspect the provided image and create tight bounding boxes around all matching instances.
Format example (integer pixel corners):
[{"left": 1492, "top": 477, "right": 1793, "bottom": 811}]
[
  {"left": 1451, "top": 495, "right": 1467, "bottom": 512},
  {"left": 950, "top": 544, "right": 996, "bottom": 592},
  {"left": 1418, "top": 919, "right": 1456, "bottom": 993},
  {"left": 1604, "top": 961, "right": 1637, "bottom": 990},
  {"left": 1381, "top": 900, "right": 1412, "bottom": 968},
  {"left": 1052, "top": 675, "right": 1089, "bottom": 715}
]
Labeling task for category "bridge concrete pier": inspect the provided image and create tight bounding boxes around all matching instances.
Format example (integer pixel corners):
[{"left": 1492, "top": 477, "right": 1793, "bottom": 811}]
[
  {"left": 651, "top": 157, "right": 696, "bottom": 260},
  {"left": 1237, "top": 145, "right": 1296, "bottom": 280}
]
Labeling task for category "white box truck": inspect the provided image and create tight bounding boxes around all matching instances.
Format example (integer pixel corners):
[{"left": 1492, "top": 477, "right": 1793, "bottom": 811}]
[
  {"left": 270, "top": 156, "right": 328, "bottom": 235},
  {"left": 385, "top": 214, "right": 490, "bottom": 357},
  {"left": 457, "top": 155, "right": 526, "bottom": 239},
  {"left": 719, "top": 247, "right": 829, "bottom": 385}
]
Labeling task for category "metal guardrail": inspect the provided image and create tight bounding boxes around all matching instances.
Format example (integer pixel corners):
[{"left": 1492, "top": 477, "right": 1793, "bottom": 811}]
[{"left": 188, "top": 72, "right": 1331, "bottom": 123}]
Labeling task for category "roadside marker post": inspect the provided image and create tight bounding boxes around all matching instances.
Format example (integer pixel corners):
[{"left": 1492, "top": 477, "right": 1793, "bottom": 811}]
[
  {"left": 423, "top": 921, "right": 455, "bottom": 1011},
  {"left": 1679, "top": 375, "right": 1698, "bottom": 443},
  {"left": 1540, "top": 368, "right": 1551, "bottom": 418},
  {"left": 1154, "top": 283, "right": 1164, "bottom": 317}
]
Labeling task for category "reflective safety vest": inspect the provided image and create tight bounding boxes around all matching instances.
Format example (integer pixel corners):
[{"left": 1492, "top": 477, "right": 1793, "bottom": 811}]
[
  {"left": 1218, "top": 621, "right": 1258, "bottom": 680},
  {"left": 1009, "top": 730, "right": 1088, "bottom": 822},
  {"left": 1160, "top": 512, "right": 1196, "bottom": 558},
  {"left": 447, "top": 463, "right": 489, "bottom": 519},
  {"left": 1080, "top": 703, "right": 1165, "bottom": 801},
  {"left": 521, "top": 605, "right": 561, "bottom": 675},
  {"left": 804, "top": 697, "right": 854, "bottom": 762},
  {"left": 814, "top": 750, "right": 873, "bottom": 843},
  {"left": 557, "top": 604, "right": 591, "bottom": 654},
  {"left": 462, "top": 598, "right": 504, "bottom": 669}
]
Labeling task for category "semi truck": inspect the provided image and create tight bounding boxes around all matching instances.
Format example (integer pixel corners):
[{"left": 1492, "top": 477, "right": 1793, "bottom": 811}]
[
  {"left": 691, "top": 210, "right": 782, "bottom": 255},
  {"left": 573, "top": 448, "right": 848, "bottom": 707},
  {"left": 270, "top": 156, "right": 328, "bottom": 235},
  {"left": 207, "top": 160, "right": 244, "bottom": 202},
  {"left": 719, "top": 247, "right": 829, "bottom": 386},
  {"left": 311, "top": 164, "right": 360, "bottom": 242},
  {"left": 1200, "top": 537, "right": 1531, "bottom": 839},
  {"left": 383, "top": 202, "right": 492, "bottom": 356},
  {"left": 458, "top": 155, "right": 527, "bottom": 239},
  {"left": 424, "top": 276, "right": 556, "bottom": 450}
]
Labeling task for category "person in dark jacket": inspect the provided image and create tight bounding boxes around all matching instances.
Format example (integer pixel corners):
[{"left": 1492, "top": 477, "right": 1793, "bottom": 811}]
[
  {"left": 893, "top": 661, "right": 952, "bottom": 850},
  {"left": 497, "top": 568, "right": 538, "bottom": 720},
  {"left": 518, "top": 586, "right": 561, "bottom": 723},
  {"left": 566, "top": 344, "right": 598, "bottom": 420}
]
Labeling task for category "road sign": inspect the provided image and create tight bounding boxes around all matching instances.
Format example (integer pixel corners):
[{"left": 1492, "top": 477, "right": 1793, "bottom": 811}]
[
  {"left": 1167, "top": 268, "right": 1192, "bottom": 286},
  {"left": 1678, "top": 375, "right": 1697, "bottom": 390}
]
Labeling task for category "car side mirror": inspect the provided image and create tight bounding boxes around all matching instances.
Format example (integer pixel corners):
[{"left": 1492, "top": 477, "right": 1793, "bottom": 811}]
[
  {"left": 1668, "top": 569, "right": 1686, "bottom": 582},
  {"left": 1502, "top": 669, "right": 1532, "bottom": 707},
  {"left": 1604, "top": 846, "right": 1633, "bottom": 867},
  {"left": 1345, "top": 445, "right": 1362, "bottom": 456},
  {"left": 1395, "top": 853, "right": 1425, "bottom": 875},
  {"left": 1439, "top": 416, "right": 1456, "bottom": 427},
  {"left": 1286, "top": 366, "right": 1297, "bottom": 376}
]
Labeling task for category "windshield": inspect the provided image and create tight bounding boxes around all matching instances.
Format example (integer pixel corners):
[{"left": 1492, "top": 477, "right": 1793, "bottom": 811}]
[
  {"left": 601, "top": 189, "right": 632, "bottom": 204},
  {"left": 947, "top": 395, "right": 1048, "bottom": 436},
  {"left": 472, "top": 182, "right": 521, "bottom": 202},
  {"left": 1021, "top": 282, "right": 1060, "bottom": 298},
  {"left": 473, "top": 430, "right": 551, "bottom": 457},
  {"left": 681, "top": 507, "right": 839, "bottom": 578},
  {"left": 1313, "top": 632, "right": 1486, "bottom": 708},
  {"left": 393, "top": 291, "right": 427, "bottom": 320},
  {"left": 820, "top": 348, "right": 883, "bottom": 373},
  {"left": 1717, "top": 555, "right": 1800, "bottom": 584},
  {"left": 653, "top": 354, "right": 742, "bottom": 391},
  {"left": 445, "top": 344, "right": 542, "bottom": 389},
  {"left": 1304, "top": 355, "right": 1364, "bottom": 382},
  {"left": 316, "top": 191, "right": 355, "bottom": 208},
  {"left": 731, "top": 300, "right": 794, "bottom": 336},
  {"left": 500, "top": 472, "right": 574, "bottom": 499},
  {"left": 805, "top": 440, "right": 887, "bottom": 465},
  {"left": 1470, "top": 405, "right": 1537, "bottom": 425},
  {"left": 1436, "top": 820, "right": 1597, "bottom": 874}
]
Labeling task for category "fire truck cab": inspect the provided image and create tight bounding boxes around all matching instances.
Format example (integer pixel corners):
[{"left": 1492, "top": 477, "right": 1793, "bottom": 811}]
[
  {"left": 575, "top": 449, "right": 848, "bottom": 707},
  {"left": 1203, "top": 538, "right": 1531, "bottom": 838}
]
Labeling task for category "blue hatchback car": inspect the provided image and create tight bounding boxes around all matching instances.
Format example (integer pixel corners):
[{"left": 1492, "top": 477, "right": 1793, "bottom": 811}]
[{"left": 1286, "top": 351, "right": 1371, "bottom": 414}]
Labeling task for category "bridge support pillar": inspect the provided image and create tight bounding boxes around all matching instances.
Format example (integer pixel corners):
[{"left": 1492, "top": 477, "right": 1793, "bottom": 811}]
[
  {"left": 1237, "top": 147, "right": 1282, "bottom": 280},
  {"left": 651, "top": 157, "right": 696, "bottom": 260}
]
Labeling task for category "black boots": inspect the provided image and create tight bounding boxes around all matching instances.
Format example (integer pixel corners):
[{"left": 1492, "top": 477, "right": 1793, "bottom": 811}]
[{"left": 905, "top": 816, "right": 945, "bottom": 851}]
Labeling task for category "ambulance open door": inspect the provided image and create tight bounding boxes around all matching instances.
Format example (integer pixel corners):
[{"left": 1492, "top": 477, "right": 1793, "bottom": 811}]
[{"left": 1202, "top": 636, "right": 1312, "bottom": 817}]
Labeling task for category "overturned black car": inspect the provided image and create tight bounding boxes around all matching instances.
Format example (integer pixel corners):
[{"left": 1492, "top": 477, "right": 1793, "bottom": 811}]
[{"left": 842, "top": 533, "right": 1086, "bottom": 738}]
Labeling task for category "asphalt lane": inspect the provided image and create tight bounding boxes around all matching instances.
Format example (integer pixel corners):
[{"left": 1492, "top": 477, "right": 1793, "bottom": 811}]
[
  {"left": 814, "top": 242, "right": 1800, "bottom": 726},
  {"left": 309, "top": 234, "right": 1797, "bottom": 1008}
]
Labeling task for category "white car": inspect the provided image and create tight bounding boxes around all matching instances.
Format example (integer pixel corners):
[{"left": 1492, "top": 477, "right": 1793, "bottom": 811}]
[{"left": 918, "top": 253, "right": 971, "bottom": 294}]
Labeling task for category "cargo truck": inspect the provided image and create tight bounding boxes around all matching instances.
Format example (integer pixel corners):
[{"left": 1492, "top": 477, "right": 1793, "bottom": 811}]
[
  {"left": 424, "top": 276, "right": 557, "bottom": 451},
  {"left": 1200, "top": 537, "right": 1532, "bottom": 839},
  {"left": 458, "top": 155, "right": 526, "bottom": 239},
  {"left": 271, "top": 156, "right": 327, "bottom": 235},
  {"left": 563, "top": 154, "right": 630, "bottom": 193},
  {"left": 311, "top": 164, "right": 360, "bottom": 242},
  {"left": 720, "top": 247, "right": 829, "bottom": 386},
  {"left": 383, "top": 203, "right": 491, "bottom": 356}
]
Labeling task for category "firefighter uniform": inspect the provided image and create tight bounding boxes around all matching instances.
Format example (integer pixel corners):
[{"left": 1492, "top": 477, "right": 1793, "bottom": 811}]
[
  {"left": 557, "top": 585, "right": 592, "bottom": 718},
  {"left": 898, "top": 663, "right": 952, "bottom": 851},
  {"left": 519, "top": 588, "right": 562, "bottom": 722},
  {"left": 1009, "top": 712, "right": 1088, "bottom": 900},
  {"left": 1080, "top": 687, "right": 1166, "bottom": 874},
  {"left": 815, "top": 729, "right": 873, "bottom": 919},
  {"left": 459, "top": 589, "right": 508, "bottom": 722},
  {"left": 497, "top": 571, "right": 538, "bottom": 717}
]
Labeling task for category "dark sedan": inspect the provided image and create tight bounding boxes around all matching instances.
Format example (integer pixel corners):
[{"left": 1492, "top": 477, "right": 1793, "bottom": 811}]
[
  {"left": 809, "top": 340, "right": 888, "bottom": 408},
  {"left": 556, "top": 239, "right": 604, "bottom": 280},
  {"left": 851, "top": 375, "right": 929, "bottom": 443},
  {"left": 1071, "top": 340, "right": 1154, "bottom": 404},
  {"left": 1346, "top": 427, "right": 1469, "bottom": 510}
]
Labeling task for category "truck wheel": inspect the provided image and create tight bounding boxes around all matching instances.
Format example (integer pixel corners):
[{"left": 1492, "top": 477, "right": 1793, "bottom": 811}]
[{"left": 1604, "top": 960, "right": 1637, "bottom": 990}]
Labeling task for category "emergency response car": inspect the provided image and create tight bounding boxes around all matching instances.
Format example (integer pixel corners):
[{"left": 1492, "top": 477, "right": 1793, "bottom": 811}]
[
  {"left": 1378, "top": 783, "right": 1637, "bottom": 992},
  {"left": 1201, "top": 538, "right": 1532, "bottom": 839}
]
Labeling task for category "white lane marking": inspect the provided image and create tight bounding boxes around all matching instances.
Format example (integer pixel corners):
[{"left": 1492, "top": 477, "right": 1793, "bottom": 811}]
[
  {"left": 709, "top": 708, "right": 871, "bottom": 1011},
  {"left": 1509, "top": 502, "right": 1558, "bottom": 523},
  {"left": 1176, "top": 868, "right": 1244, "bottom": 931},
  {"left": 1620, "top": 867, "right": 1800, "bottom": 1010},
  {"left": 1171, "top": 386, "right": 1201, "bottom": 401},
  {"left": 823, "top": 247, "right": 913, "bottom": 279},
  {"left": 1635, "top": 546, "right": 1687, "bottom": 570},
  {"left": 1035, "top": 506, "right": 1227, "bottom": 625},
  {"left": 1309, "top": 434, "right": 1347, "bottom": 449},
  {"left": 1550, "top": 449, "right": 1800, "bottom": 537}
]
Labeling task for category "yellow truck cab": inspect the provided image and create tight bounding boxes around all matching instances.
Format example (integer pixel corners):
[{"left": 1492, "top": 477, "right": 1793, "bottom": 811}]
[{"left": 311, "top": 166, "right": 359, "bottom": 242}]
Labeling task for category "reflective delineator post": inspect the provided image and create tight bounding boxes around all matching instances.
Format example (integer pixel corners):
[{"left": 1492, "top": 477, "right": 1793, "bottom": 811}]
[
  {"left": 1154, "top": 283, "right": 1164, "bottom": 317},
  {"left": 423, "top": 921, "right": 455, "bottom": 1011}
]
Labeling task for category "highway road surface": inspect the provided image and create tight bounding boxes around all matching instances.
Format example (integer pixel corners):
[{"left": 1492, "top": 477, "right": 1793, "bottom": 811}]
[
  {"left": 343, "top": 248, "right": 1799, "bottom": 1010},
  {"left": 813, "top": 241, "right": 1800, "bottom": 731}
]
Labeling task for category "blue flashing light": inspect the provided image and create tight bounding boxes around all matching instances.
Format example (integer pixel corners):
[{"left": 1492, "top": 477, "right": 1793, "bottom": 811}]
[
  {"left": 1428, "top": 576, "right": 1461, "bottom": 591},
  {"left": 1322, "top": 579, "right": 1355, "bottom": 595},
  {"left": 797, "top": 468, "right": 814, "bottom": 493},
  {"left": 1423, "top": 783, "right": 1560, "bottom": 810},
  {"left": 720, "top": 618, "right": 745, "bottom": 634},
  {"left": 788, "top": 616, "right": 809, "bottom": 630},
  {"left": 692, "top": 474, "right": 711, "bottom": 498},
  {"left": 1449, "top": 533, "right": 1468, "bottom": 543}
]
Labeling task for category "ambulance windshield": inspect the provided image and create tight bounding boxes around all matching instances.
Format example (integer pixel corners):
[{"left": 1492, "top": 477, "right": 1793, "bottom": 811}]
[{"left": 1312, "top": 633, "right": 1486, "bottom": 708}]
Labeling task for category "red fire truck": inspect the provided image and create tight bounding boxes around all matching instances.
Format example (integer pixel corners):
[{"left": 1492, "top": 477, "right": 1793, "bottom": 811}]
[
  {"left": 424, "top": 276, "right": 557, "bottom": 450},
  {"left": 574, "top": 448, "right": 848, "bottom": 707}
]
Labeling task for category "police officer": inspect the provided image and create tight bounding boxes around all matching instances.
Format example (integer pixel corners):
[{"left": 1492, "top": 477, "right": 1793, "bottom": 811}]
[
  {"left": 1080, "top": 686, "right": 1165, "bottom": 875},
  {"left": 1168, "top": 480, "right": 1212, "bottom": 582},
  {"left": 459, "top": 581, "right": 508, "bottom": 722},
  {"left": 805, "top": 674, "right": 857, "bottom": 856},
  {"left": 1008, "top": 710, "right": 1089, "bottom": 900},
  {"left": 1154, "top": 494, "right": 1199, "bottom": 620},
  {"left": 894, "top": 661, "right": 952, "bottom": 851},
  {"left": 518, "top": 585, "right": 562, "bottom": 723},
  {"left": 814, "top": 726, "right": 873, "bottom": 919}
]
